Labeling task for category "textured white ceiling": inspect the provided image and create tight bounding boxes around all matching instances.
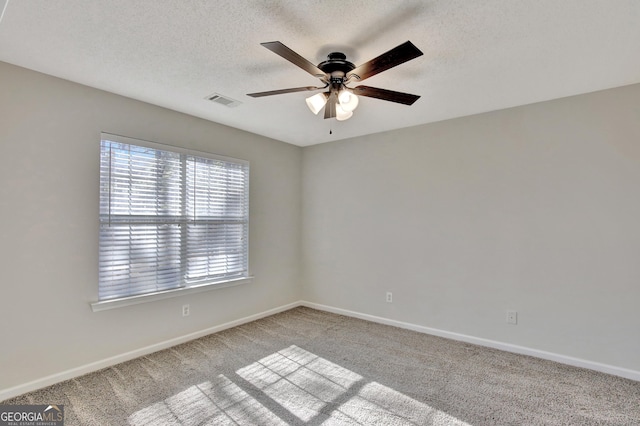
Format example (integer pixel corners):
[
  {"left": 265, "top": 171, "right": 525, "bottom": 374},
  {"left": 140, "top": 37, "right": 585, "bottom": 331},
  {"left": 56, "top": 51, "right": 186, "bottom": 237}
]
[{"left": 1, "top": 0, "right": 639, "bottom": 146}]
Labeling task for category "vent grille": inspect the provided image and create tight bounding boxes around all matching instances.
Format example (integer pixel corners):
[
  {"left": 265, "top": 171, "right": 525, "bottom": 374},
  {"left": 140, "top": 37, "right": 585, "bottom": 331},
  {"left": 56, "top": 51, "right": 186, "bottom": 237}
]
[{"left": 206, "top": 93, "right": 241, "bottom": 108}]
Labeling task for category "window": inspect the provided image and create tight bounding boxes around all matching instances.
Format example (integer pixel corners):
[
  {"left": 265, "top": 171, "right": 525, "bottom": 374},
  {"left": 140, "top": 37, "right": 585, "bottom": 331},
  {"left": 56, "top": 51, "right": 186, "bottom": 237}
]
[{"left": 98, "top": 133, "right": 249, "bottom": 303}]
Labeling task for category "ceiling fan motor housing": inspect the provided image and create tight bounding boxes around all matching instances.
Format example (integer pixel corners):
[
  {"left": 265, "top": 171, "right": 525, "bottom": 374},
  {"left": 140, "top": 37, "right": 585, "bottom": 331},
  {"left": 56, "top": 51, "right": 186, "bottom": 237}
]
[{"left": 319, "top": 52, "right": 356, "bottom": 86}]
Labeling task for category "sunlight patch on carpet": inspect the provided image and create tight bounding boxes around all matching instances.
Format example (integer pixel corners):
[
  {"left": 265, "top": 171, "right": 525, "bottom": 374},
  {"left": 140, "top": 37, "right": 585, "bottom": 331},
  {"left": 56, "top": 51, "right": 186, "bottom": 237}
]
[
  {"left": 129, "top": 345, "right": 470, "bottom": 425},
  {"left": 128, "top": 375, "right": 286, "bottom": 425}
]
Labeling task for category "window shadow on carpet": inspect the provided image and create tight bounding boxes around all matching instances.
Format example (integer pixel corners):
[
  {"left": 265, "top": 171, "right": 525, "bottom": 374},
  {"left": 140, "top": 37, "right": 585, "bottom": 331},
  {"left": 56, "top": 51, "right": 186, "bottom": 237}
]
[{"left": 128, "top": 345, "right": 470, "bottom": 425}]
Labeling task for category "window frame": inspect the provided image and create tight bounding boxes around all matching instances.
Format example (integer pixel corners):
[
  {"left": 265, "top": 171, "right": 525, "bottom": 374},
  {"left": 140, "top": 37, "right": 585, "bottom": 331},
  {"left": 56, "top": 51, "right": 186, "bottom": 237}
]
[{"left": 91, "top": 133, "right": 252, "bottom": 312}]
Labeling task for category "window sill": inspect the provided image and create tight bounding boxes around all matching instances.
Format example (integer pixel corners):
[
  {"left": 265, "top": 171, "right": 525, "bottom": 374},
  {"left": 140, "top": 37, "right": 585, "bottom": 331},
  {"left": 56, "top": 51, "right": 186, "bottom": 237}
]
[{"left": 90, "top": 276, "right": 253, "bottom": 312}]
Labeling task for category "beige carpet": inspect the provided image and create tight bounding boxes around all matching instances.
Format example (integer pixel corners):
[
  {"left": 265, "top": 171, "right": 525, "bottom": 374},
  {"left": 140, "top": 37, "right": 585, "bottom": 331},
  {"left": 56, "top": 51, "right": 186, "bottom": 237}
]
[{"left": 3, "top": 307, "right": 639, "bottom": 425}]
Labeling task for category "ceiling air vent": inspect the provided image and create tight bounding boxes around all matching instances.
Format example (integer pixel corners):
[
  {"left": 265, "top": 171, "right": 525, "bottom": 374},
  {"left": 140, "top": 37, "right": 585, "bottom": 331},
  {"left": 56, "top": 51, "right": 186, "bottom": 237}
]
[{"left": 205, "top": 93, "right": 241, "bottom": 108}]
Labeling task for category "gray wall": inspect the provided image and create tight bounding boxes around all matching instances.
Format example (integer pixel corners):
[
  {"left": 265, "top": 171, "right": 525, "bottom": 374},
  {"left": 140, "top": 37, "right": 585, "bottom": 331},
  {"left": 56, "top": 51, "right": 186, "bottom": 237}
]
[
  {"left": 0, "top": 62, "right": 303, "bottom": 391},
  {"left": 302, "top": 84, "right": 640, "bottom": 372}
]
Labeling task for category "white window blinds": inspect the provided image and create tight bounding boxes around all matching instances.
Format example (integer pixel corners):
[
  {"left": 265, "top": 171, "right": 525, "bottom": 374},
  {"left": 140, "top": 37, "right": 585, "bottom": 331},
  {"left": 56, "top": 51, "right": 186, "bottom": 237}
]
[{"left": 99, "top": 134, "right": 249, "bottom": 301}]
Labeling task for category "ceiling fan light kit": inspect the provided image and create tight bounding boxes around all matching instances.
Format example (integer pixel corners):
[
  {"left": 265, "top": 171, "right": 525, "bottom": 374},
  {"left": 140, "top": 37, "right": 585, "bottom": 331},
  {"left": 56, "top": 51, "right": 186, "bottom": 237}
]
[
  {"left": 338, "top": 89, "right": 359, "bottom": 112},
  {"left": 305, "top": 92, "right": 329, "bottom": 115},
  {"left": 248, "top": 40, "right": 423, "bottom": 122},
  {"left": 335, "top": 104, "right": 353, "bottom": 121}
]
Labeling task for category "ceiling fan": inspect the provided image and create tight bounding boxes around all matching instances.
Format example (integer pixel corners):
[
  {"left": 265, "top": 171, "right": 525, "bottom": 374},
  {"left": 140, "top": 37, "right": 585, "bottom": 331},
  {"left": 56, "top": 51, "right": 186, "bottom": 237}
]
[{"left": 247, "top": 41, "right": 423, "bottom": 121}]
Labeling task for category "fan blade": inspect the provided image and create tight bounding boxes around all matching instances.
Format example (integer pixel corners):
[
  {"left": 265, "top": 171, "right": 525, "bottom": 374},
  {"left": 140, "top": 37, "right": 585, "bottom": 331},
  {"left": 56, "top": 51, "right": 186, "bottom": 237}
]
[
  {"left": 352, "top": 85, "right": 420, "bottom": 105},
  {"left": 324, "top": 91, "right": 337, "bottom": 119},
  {"left": 247, "top": 86, "right": 324, "bottom": 97},
  {"left": 261, "top": 41, "right": 327, "bottom": 79},
  {"left": 347, "top": 41, "right": 423, "bottom": 82}
]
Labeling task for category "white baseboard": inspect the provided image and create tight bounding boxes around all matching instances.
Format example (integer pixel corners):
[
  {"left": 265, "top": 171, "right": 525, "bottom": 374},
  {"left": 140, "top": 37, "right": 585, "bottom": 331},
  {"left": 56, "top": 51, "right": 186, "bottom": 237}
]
[
  {"left": 3, "top": 300, "right": 638, "bottom": 401},
  {"left": 0, "top": 302, "right": 300, "bottom": 402},
  {"left": 300, "top": 301, "right": 640, "bottom": 383}
]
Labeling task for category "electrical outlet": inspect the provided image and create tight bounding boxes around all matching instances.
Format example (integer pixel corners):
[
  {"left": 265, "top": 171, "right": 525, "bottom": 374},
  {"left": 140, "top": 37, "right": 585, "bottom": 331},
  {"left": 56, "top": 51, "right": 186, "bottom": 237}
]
[
  {"left": 182, "top": 304, "right": 190, "bottom": 317},
  {"left": 506, "top": 310, "right": 517, "bottom": 325},
  {"left": 386, "top": 292, "right": 393, "bottom": 303}
]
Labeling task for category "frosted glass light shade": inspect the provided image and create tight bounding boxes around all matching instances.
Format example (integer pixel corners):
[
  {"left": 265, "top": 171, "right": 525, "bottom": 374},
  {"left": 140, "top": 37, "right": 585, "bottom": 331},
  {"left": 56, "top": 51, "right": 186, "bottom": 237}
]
[
  {"left": 338, "top": 90, "right": 359, "bottom": 112},
  {"left": 336, "top": 104, "right": 353, "bottom": 121},
  {"left": 306, "top": 92, "right": 328, "bottom": 115}
]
